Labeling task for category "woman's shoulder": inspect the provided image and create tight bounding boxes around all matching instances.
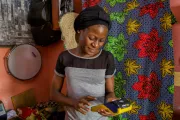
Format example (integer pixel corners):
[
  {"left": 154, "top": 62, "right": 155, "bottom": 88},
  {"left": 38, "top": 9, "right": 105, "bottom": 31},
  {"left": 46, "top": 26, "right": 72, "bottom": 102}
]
[
  {"left": 101, "top": 50, "right": 114, "bottom": 57},
  {"left": 59, "top": 50, "right": 68, "bottom": 55},
  {"left": 58, "top": 50, "right": 71, "bottom": 59}
]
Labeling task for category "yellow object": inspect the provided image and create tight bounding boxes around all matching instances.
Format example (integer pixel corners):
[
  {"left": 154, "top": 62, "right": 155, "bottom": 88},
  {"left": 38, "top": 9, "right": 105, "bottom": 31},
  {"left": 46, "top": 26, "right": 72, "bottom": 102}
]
[
  {"left": 11, "top": 88, "right": 36, "bottom": 110},
  {"left": 91, "top": 104, "right": 132, "bottom": 116}
]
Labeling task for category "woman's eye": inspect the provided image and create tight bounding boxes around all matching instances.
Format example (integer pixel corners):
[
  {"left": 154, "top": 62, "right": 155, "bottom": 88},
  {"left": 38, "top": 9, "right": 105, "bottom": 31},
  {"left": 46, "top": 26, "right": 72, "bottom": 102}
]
[
  {"left": 99, "top": 39, "right": 105, "bottom": 42},
  {"left": 89, "top": 37, "right": 95, "bottom": 40}
]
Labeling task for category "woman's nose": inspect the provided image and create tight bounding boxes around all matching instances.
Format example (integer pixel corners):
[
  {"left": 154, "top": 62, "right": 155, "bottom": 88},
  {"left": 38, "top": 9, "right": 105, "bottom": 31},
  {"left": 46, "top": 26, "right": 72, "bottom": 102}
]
[{"left": 92, "top": 41, "right": 99, "bottom": 48}]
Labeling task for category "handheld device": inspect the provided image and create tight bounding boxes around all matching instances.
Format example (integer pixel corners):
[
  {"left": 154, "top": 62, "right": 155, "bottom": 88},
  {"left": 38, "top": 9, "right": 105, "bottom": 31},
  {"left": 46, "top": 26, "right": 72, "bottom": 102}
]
[{"left": 91, "top": 98, "right": 132, "bottom": 116}]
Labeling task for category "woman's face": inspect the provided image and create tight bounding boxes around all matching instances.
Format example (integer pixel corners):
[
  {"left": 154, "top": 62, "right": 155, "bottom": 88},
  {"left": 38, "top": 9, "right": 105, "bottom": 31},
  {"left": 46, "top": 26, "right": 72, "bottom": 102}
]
[{"left": 78, "top": 24, "right": 108, "bottom": 57}]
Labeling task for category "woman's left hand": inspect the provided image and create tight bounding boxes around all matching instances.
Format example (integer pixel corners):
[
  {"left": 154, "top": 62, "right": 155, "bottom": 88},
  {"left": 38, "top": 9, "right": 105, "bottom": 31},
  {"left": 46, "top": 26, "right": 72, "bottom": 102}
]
[
  {"left": 97, "top": 97, "right": 119, "bottom": 117},
  {"left": 97, "top": 109, "right": 114, "bottom": 117}
]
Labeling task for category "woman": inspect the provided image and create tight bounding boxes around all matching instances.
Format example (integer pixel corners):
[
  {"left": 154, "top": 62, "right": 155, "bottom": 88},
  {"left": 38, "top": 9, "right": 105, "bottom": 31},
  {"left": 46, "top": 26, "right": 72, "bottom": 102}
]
[{"left": 50, "top": 5, "right": 117, "bottom": 120}]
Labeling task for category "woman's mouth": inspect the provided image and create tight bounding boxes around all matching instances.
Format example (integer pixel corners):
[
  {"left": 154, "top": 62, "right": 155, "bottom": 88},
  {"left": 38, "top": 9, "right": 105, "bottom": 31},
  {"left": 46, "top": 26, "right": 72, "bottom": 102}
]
[{"left": 88, "top": 48, "right": 96, "bottom": 53}]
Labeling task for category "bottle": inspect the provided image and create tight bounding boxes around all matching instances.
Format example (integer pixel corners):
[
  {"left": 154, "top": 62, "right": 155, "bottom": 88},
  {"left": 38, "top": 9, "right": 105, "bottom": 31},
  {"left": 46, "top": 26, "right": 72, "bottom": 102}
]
[{"left": 0, "top": 100, "right": 7, "bottom": 120}]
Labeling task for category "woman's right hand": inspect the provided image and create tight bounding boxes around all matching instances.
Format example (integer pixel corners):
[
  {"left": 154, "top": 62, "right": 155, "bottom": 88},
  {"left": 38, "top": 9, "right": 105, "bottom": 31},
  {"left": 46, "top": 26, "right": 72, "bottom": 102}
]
[{"left": 72, "top": 96, "right": 96, "bottom": 115}]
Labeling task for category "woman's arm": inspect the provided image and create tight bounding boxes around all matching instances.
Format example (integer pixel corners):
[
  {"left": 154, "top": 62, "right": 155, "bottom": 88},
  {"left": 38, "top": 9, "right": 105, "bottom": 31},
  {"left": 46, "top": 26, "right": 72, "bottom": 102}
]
[
  {"left": 97, "top": 76, "right": 118, "bottom": 116},
  {"left": 105, "top": 76, "right": 118, "bottom": 102},
  {"left": 50, "top": 74, "right": 74, "bottom": 106}
]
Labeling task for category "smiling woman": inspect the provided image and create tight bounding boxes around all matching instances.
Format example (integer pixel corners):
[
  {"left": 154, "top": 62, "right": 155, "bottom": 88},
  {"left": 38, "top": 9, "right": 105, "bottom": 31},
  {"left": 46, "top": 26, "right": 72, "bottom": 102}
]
[
  {"left": 74, "top": 25, "right": 108, "bottom": 57},
  {"left": 50, "top": 5, "right": 118, "bottom": 120}
]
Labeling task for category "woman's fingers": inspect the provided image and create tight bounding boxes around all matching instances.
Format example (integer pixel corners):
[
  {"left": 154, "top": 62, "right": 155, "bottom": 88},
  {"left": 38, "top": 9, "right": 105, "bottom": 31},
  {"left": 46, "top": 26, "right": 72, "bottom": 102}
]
[
  {"left": 98, "top": 109, "right": 114, "bottom": 117},
  {"left": 80, "top": 99, "right": 91, "bottom": 106},
  {"left": 74, "top": 96, "right": 97, "bottom": 114},
  {"left": 77, "top": 108, "right": 87, "bottom": 115},
  {"left": 85, "top": 96, "right": 96, "bottom": 101},
  {"left": 78, "top": 102, "right": 90, "bottom": 111},
  {"left": 79, "top": 95, "right": 96, "bottom": 106},
  {"left": 76, "top": 100, "right": 90, "bottom": 115}
]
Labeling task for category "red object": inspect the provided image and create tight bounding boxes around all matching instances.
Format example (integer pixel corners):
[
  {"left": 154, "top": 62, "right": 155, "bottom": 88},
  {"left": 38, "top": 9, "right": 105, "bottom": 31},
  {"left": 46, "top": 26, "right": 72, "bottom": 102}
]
[
  {"left": 17, "top": 107, "right": 39, "bottom": 119},
  {"left": 139, "top": 112, "right": 157, "bottom": 120},
  {"left": 83, "top": 0, "right": 101, "bottom": 8},
  {"left": 132, "top": 72, "right": 161, "bottom": 102},
  {"left": 139, "top": 2, "right": 164, "bottom": 19},
  {"left": 133, "top": 28, "right": 163, "bottom": 62}
]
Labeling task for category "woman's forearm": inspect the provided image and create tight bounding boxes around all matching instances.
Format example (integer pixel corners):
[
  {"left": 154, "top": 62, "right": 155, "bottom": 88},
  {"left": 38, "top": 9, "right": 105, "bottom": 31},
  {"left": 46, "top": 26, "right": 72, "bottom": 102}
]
[
  {"left": 50, "top": 74, "right": 75, "bottom": 107},
  {"left": 105, "top": 92, "right": 117, "bottom": 102},
  {"left": 50, "top": 90, "right": 75, "bottom": 107}
]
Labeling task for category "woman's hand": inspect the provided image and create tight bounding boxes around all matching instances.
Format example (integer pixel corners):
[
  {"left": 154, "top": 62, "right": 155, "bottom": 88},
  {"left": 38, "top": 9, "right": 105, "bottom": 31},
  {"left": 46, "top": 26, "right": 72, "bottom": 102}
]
[
  {"left": 98, "top": 97, "right": 119, "bottom": 117},
  {"left": 72, "top": 96, "right": 96, "bottom": 115},
  {"left": 97, "top": 109, "right": 114, "bottom": 117}
]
